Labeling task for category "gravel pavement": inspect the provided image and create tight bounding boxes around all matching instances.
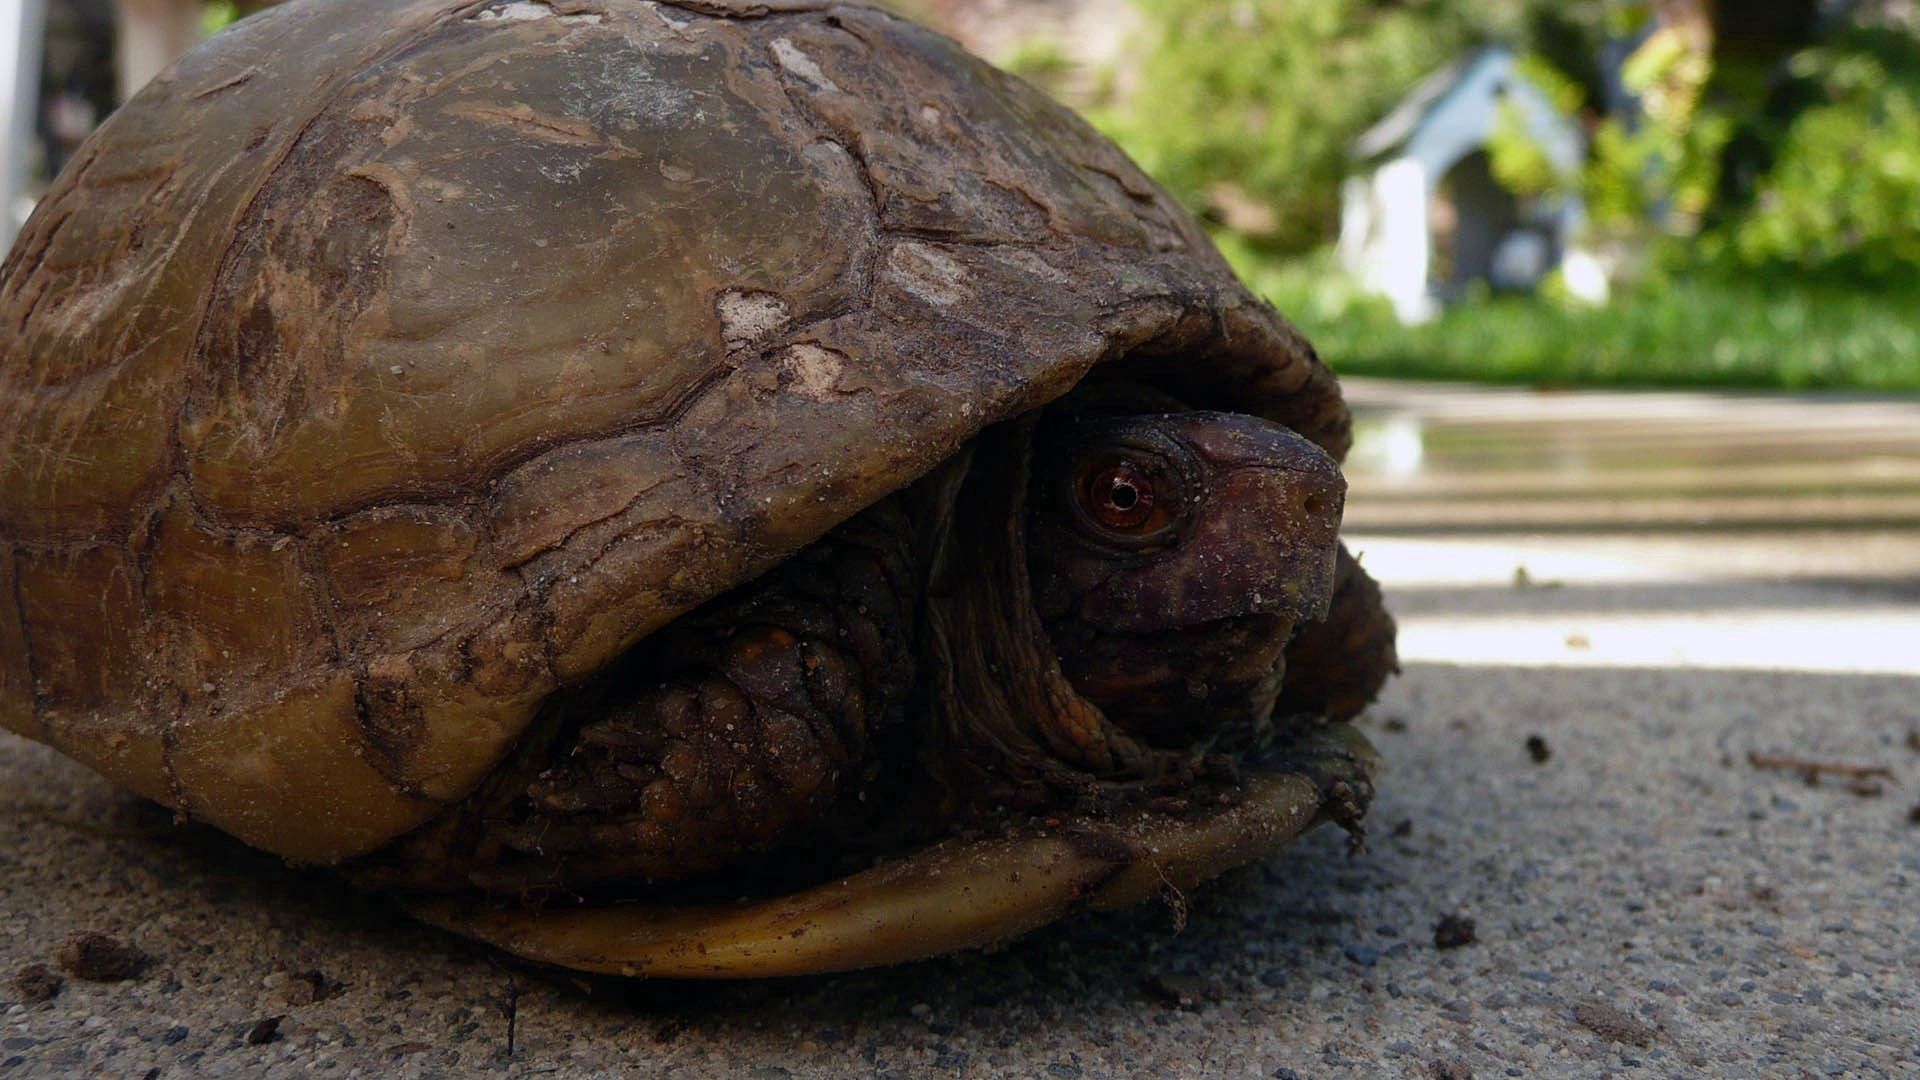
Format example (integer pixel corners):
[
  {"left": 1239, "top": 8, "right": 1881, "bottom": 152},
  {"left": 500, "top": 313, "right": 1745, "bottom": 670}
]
[{"left": 5, "top": 380, "right": 1918, "bottom": 1078}]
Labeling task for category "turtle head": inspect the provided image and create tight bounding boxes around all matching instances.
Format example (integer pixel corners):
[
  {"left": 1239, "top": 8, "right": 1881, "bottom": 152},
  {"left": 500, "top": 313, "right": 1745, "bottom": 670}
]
[{"left": 1026, "top": 409, "right": 1345, "bottom": 746}]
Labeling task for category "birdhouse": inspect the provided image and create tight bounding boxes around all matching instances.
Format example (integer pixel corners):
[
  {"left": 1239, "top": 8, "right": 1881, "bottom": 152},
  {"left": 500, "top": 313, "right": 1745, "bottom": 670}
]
[{"left": 1339, "top": 46, "right": 1596, "bottom": 324}]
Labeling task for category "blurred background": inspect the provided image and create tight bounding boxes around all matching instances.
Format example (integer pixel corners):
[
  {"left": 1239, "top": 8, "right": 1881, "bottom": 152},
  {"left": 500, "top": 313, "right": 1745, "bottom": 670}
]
[
  {"left": 919, "top": 0, "right": 1920, "bottom": 394},
  {"left": 5, "top": 0, "right": 1916, "bottom": 392}
]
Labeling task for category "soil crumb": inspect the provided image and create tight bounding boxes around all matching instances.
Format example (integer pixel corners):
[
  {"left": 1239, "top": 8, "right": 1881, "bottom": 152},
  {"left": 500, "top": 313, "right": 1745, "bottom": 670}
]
[
  {"left": 1144, "top": 974, "right": 1211, "bottom": 1010},
  {"left": 1525, "top": 735, "right": 1552, "bottom": 764},
  {"left": 55, "top": 931, "right": 151, "bottom": 982},
  {"left": 1434, "top": 913, "right": 1477, "bottom": 950},
  {"left": 280, "top": 968, "right": 344, "bottom": 1006},
  {"left": 245, "top": 1016, "right": 284, "bottom": 1046},
  {"left": 11, "top": 963, "right": 62, "bottom": 1004}
]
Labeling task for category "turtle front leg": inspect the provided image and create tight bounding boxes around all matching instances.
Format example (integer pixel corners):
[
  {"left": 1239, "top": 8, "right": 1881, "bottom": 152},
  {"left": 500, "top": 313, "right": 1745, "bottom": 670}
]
[
  {"left": 473, "top": 500, "right": 921, "bottom": 894},
  {"left": 1274, "top": 545, "right": 1398, "bottom": 722}
]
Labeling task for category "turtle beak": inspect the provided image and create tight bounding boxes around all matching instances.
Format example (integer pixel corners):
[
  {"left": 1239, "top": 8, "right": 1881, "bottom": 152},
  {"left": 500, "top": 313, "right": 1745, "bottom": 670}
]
[{"left": 1200, "top": 423, "right": 1347, "bottom": 625}]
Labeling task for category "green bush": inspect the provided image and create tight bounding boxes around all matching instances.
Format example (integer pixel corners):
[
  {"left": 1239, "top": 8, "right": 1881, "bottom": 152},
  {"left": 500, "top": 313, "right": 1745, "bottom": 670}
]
[
  {"left": 1241, "top": 247, "right": 1920, "bottom": 393},
  {"left": 1102, "top": 2, "right": 1919, "bottom": 393},
  {"left": 1718, "top": 28, "right": 1920, "bottom": 285},
  {"left": 1097, "top": 0, "right": 1600, "bottom": 253}
]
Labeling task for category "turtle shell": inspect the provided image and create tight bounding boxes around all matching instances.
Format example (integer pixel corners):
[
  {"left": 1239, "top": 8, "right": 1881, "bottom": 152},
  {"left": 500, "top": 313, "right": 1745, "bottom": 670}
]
[{"left": 0, "top": 0, "right": 1350, "bottom": 865}]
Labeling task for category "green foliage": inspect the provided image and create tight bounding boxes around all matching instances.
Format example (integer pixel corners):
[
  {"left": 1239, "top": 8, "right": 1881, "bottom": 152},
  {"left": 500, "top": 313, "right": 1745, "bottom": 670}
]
[
  {"left": 1093, "top": 0, "right": 1915, "bottom": 392},
  {"left": 1527, "top": 17, "right": 1730, "bottom": 236},
  {"left": 1514, "top": 51, "right": 1587, "bottom": 115},
  {"left": 1243, "top": 248, "right": 1920, "bottom": 392},
  {"left": 1718, "top": 29, "right": 1920, "bottom": 284},
  {"left": 1002, "top": 38, "right": 1077, "bottom": 98},
  {"left": 202, "top": 1, "right": 239, "bottom": 35},
  {"left": 1576, "top": 105, "right": 1734, "bottom": 235},
  {"left": 1487, "top": 99, "right": 1572, "bottom": 198},
  {"left": 1104, "top": 1, "right": 1509, "bottom": 251},
  {"left": 1581, "top": 117, "right": 1659, "bottom": 227}
]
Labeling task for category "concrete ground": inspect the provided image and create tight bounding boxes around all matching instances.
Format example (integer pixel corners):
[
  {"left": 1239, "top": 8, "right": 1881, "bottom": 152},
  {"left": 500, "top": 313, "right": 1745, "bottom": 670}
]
[{"left": 5, "top": 379, "right": 1920, "bottom": 1078}]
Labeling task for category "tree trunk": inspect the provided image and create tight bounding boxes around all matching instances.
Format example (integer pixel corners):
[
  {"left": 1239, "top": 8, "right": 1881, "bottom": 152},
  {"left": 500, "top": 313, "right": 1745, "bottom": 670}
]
[
  {"left": 1650, "top": 0, "right": 1825, "bottom": 72},
  {"left": 1710, "top": 0, "right": 1823, "bottom": 61},
  {"left": 2, "top": 0, "right": 47, "bottom": 243}
]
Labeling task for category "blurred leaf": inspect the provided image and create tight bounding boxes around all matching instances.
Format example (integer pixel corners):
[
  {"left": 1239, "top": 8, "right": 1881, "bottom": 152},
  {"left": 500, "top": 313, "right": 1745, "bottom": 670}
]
[
  {"left": 202, "top": 1, "right": 239, "bottom": 35},
  {"left": 1488, "top": 97, "right": 1574, "bottom": 197},
  {"left": 1721, "top": 27, "right": 1920, "bottom": 284}
]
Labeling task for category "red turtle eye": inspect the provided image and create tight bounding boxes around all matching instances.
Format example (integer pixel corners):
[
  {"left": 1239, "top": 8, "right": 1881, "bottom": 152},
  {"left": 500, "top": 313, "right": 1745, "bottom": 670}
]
[
  {"left": 1087, "top": 464, "right": 1154, "bottom": 528},
  {"left": 1077, "top": 457, "right": 1175, "bottom": 538}
]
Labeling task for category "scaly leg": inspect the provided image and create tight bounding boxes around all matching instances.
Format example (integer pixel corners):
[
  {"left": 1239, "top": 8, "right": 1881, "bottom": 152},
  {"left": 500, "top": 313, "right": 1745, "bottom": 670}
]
[{"left": 477, "top": 499, "right": 920, "bottom": 892}]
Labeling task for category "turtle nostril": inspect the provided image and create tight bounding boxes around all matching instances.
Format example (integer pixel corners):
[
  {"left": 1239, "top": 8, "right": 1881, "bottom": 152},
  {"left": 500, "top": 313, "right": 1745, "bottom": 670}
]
[{"left": 1302, "top": 493, "right": 1330, "bottom": 516}]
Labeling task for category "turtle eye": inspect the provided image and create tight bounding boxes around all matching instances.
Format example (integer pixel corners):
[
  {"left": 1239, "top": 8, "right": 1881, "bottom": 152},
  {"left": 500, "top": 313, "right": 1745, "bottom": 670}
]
[{"left": 1076, "top": 456, "right": 1178, "bottom": 541}]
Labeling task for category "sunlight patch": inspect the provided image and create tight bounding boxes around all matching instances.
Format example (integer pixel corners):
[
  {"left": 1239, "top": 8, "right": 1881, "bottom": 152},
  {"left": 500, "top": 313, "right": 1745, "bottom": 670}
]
[{"left": 1395, "top": 609, "right": 1920, "bottom": 675}]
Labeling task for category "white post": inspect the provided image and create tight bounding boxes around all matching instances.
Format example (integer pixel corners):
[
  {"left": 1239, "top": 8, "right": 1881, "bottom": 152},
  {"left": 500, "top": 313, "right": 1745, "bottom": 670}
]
[
  {"left": 1371, "top": 157, "right": 1437, "bottom": 325},
  {"left": 114, "top": 0, "right": 203, "bottom": 102},
  {"left": 2, "top": 0, "right": 47, "bottom": 244}
]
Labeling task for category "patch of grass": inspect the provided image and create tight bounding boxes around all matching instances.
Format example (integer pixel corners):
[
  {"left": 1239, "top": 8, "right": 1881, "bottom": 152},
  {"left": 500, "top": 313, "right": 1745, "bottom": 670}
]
[{"left": 1229, "top": 242, "right": 1920, "bottom": 393}]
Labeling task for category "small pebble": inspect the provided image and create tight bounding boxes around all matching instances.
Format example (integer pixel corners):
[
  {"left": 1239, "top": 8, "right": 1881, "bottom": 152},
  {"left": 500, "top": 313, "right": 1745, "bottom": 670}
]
[
  {"left": 1525, "top": 735, "right": 1552, "bottom": 764},
  {"left": 244, "top": 1016, "right": 283, "bottom": 1046},
  {"left": 282, "top": 969, "right": 343, "bottom": 1007},
  {"left": 1434, "top": 914, "right": 1478, "bottom": 950},
  {"left": 1572, "top": 1000, "right": 1656, "bottom": 1046}
]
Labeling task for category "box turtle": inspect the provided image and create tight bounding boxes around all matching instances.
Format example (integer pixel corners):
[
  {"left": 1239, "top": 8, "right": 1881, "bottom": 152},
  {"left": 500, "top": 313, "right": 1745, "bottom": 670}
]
[{"left": 0, "top": 0, "right": 1397, "bottom": 977}]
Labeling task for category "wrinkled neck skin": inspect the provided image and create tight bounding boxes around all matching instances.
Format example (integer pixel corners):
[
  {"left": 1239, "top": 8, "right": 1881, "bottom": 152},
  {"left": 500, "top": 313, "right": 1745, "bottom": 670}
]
[{"left": 920, "top": 383, "right": 1346, "bottom": 816}]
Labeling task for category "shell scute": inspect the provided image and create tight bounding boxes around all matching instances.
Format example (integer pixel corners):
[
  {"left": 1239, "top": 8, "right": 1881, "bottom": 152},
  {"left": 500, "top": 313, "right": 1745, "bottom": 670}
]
[
  {"left": 317, "top": 505, "right": 491, "bottom": 654},
  {"left": 181, "top": 8, "right": 872, "bottom": 528},
  {"left": 0, "top": 0, "right": 473, "bottom": 544},
  {"left": 169, "top": 671, "right": 436, "bottom": 861},
  {"left": 11, "top": 544, "right": 172, "bottom": 803}
]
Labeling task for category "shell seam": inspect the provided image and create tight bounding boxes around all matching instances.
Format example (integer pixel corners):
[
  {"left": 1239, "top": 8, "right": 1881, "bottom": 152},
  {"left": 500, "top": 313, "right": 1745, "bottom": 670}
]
[{"left": 3, "top": 545, "right": 51, "bottom": 740}]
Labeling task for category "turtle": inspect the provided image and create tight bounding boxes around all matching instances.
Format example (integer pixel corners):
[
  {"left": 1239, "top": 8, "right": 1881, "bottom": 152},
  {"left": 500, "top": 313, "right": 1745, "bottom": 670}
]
[{"left": 0, "top": 0, "right": 1397, "bottom": 977}]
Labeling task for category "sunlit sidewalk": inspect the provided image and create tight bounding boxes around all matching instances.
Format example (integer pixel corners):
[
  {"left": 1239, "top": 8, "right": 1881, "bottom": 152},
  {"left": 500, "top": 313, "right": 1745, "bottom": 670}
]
[{"left": 1340, "top": 378, "right": 1920, "bottom": 676}]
